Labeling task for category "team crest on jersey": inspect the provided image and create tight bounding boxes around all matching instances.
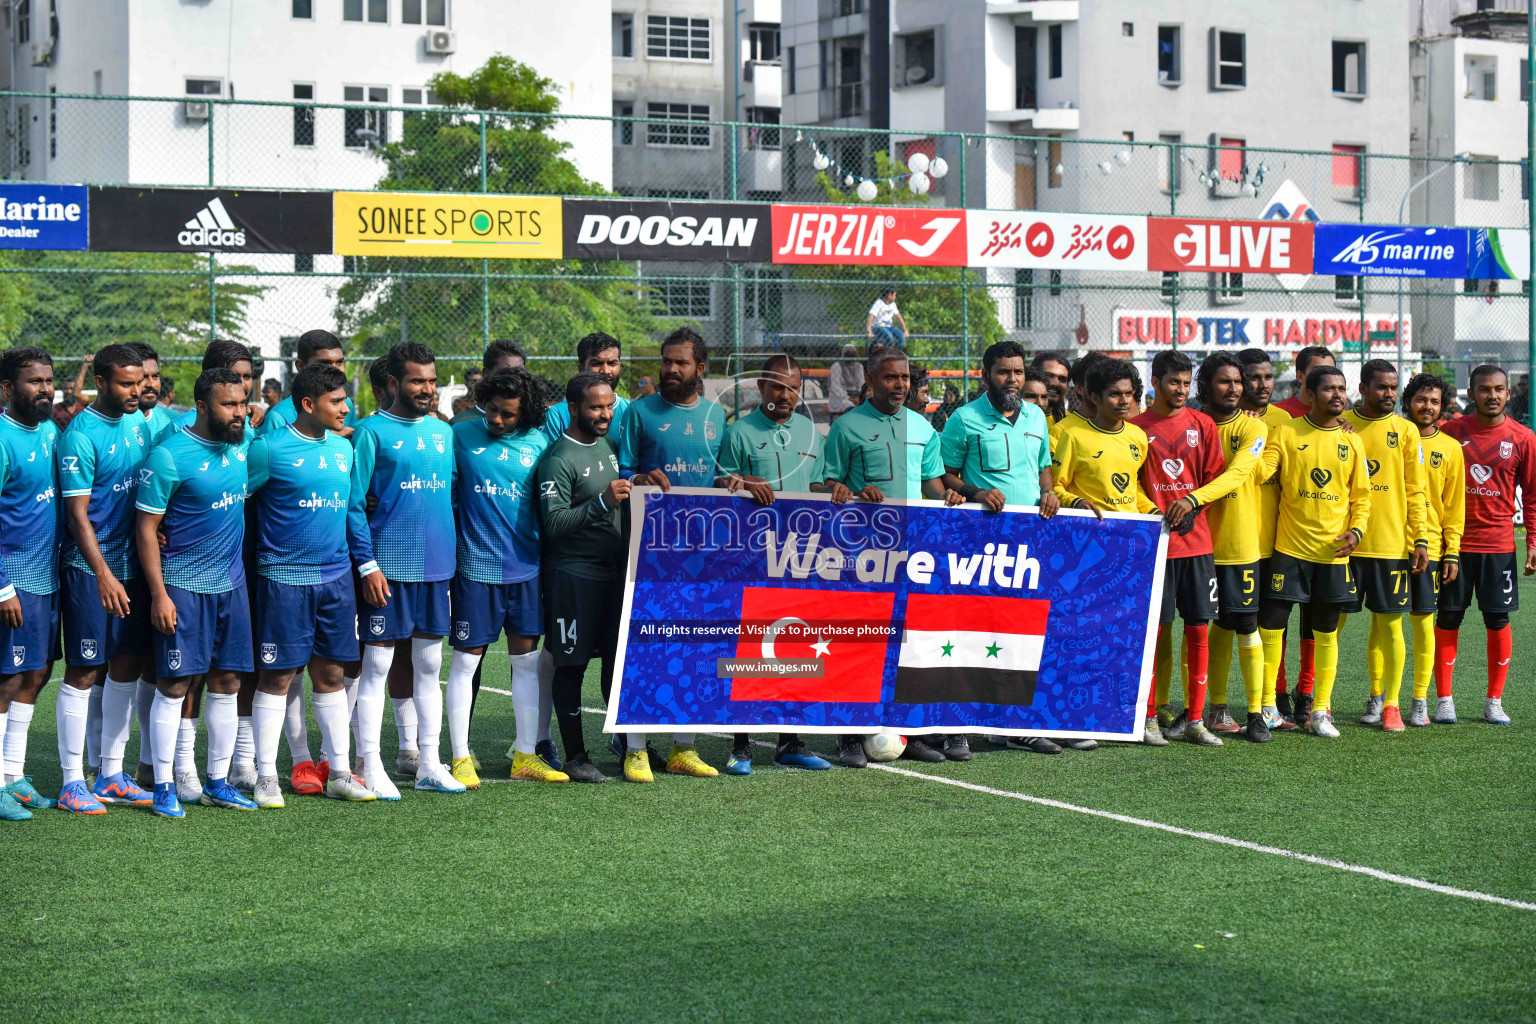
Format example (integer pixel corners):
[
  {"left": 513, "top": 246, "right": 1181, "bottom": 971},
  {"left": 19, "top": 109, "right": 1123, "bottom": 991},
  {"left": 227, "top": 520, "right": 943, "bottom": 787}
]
[
  {"left": 369, "top": 615, "right": 385, "bottom": 636},
  {"left": 80, "top": 639, "right": 97, "bottom": 661},
  {"left": 434, "top": 435, "right": 446, "bottom": 454},
  {"left": 454, "top": 621, "right": 470, "bottom": 642},
  {"left": 260, "top": 644, "right": 277, "bottom": 664},
  {"left": 167, "top": 649, "right": 182, "bottom": 671},
  {"left": 1271, "top": 573, "right": 1285, "bottom": 592},
  {"left": 705, "top": 420, "right": 717, "bottom": 441},
  {"left": 1110, "top": 472, "right": 1130, "bottom": 493},
  {"left": 609, "top": 455, "right": 619, "bottom": 471},
  {"left": 11, "top": 645, "right": 23, "bottom": 666},
  {"left": 1500, "top": 441, "right": 1514, "bottom": 459},
  {"left": 519, "top": 449, "right": 535, "bottom": 467},
  {"left": 1128, "top": 443, "right": 1141, "bottom": 460},
  {"left": 1185, "top": 429, "right": 1199, "bottom": 448},
  {"left": 1337, "top": 444, "right": 1350, "bottom": 462},
  {"left": 1230, "top": 436, "right": 1242, "bottom": 452},
  {"left": 1386, "top": 431, "right": 1399, "bottom": 449},
  {"left": 1430, "top": 451, "right": 1444, "bottom": 469}
]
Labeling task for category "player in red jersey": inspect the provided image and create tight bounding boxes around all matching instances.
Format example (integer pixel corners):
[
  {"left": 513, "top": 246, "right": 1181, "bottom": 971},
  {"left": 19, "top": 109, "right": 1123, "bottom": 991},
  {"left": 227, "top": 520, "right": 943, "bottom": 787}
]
[
  {"left": 1133, "top": 350, "right": 1257, "bottom": 747},
  {"left": 1437, "top": 364, "right": 1536, "bottom": 724},
  {"left": 1273, "top": 345, "right": 1334, "bottom": 418}
]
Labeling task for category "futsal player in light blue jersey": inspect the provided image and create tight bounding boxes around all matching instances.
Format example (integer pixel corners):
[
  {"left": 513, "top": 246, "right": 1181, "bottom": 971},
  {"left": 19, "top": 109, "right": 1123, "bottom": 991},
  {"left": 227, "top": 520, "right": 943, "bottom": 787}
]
[
  {"left": 348, "top": 342, "right": 464, "bottom": 797},
  {"left": 257, "top": 329, "right": 358, "bottom": 439},
  {"left": 615, "top": 326, "right": 724, "bottom": 777},
  {"left": 540, "top": 332, "right": 631, "bottom": 448},
  {"left": 0, "top": 347, "right": 62, "bottom": 819},
  {"left": 135, "top": 367, "right": 256, "bottom": 817},
  {"left": 56, "top": 344, "right": 151, "bottom": 814},
  {"left": 450, "top": 338, "right": 527, "bottom": 426}
]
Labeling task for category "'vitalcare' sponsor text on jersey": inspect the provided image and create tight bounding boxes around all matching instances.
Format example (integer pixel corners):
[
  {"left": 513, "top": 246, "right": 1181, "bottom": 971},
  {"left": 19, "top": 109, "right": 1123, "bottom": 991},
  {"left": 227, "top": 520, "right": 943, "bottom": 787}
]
[
  {"left": 1131, "top": 406, "right": 1234, "bottom": 559},
  {"left": 347, "top": 410, "right": 455, "bottom": 583},
  {"left": 453, "top": 419, "right": 546, "bottom": 585},
  {"left": 1442, "top": 413, "right": 1536, "bottom": 554},
  {"left": 134, "top": 428, "right": 249, "bottom": 594},
  {"left": 246, "top": 426, "right": 353, "bottom": 587},
  {"left": 1269, "top": 417, "right": 1371, "bottom": 565},
  {"left": 0, "top": 412, "right": 60, "bottom": 598},
  {"left": 58, "top": 406, "right": 151, "bottom": 580},
  {"left": 618, "top": 393, "right": 726, "bottom": 488}
]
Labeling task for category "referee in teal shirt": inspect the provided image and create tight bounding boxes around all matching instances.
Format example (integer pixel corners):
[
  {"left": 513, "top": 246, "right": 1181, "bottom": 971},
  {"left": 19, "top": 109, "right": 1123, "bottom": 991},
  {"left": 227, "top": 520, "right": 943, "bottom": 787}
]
[{"left": 940, "top": 341, "right": 1059, "bottom": 513}]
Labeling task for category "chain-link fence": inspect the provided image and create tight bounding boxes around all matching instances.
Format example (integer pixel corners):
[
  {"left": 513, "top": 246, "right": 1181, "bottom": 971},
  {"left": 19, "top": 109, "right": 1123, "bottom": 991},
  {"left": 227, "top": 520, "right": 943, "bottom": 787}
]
[{"left": 0, "top": 91, "right": 1531, "bottom": 418}]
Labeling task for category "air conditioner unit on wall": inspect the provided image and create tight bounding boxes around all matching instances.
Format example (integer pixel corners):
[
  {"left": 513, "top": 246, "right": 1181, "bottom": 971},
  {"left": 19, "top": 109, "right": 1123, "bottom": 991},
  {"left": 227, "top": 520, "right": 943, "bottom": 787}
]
[
  {"left": 29, "top": 37, "right": 54, "bottom": 67},
  {"left": 426, "top": 30, "right": 456, "bottom": 55},
  {"left": 184, "top": 101, "right": 211, "bottom": 122}
]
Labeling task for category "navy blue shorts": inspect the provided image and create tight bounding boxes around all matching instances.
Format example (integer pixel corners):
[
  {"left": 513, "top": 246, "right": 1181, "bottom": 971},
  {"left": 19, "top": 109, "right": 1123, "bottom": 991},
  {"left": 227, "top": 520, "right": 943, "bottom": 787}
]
[
  {"left": 360, "top": 578, "right": 451, "bottom": 643},
  {"left": 0, "top": 587, "right": 60, "bottom": 673},
  {"left": 255, "top": 576, "right": 359, "bottom": 670},
  {"left": 156, "top": 584, "right": 254, "bottom": 678},
  {"left": 451, "top": 575, "right": 542, "bottom": 649},
  {"left": 62, "top": 565, "right": 148, "bottom": 666}
]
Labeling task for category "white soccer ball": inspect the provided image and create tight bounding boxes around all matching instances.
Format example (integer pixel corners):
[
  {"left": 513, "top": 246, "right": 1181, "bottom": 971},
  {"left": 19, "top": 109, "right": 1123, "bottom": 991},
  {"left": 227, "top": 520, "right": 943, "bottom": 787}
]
[{"left": 862, "top": 731, "right": 907, "bottom": 762}]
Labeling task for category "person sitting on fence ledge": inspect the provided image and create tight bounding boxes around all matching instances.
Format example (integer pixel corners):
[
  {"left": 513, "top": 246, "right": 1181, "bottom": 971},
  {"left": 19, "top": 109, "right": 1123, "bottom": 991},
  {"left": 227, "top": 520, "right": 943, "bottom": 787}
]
[{"left": 866, "top": 286, "right": 908, "bottom": 350}]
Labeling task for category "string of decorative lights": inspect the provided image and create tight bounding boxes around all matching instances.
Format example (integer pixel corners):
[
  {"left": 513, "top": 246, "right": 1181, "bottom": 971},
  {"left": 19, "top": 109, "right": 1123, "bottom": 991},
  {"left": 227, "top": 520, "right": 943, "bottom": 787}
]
[{"left": 794, "top": 128, "right": 952, "bottom": 200}]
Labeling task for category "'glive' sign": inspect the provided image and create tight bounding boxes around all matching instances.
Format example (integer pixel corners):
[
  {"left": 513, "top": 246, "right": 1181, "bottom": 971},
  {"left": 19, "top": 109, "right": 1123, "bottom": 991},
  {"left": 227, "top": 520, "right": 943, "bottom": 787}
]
[{"left": 1147, "top": 218, "right": 1313, "bottom": 274}]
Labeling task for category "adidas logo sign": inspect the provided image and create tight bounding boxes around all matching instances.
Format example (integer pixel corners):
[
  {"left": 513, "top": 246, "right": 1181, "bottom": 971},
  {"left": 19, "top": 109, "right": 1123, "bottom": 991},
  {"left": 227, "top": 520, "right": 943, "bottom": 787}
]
[{"left": 177, "top": 197, "right": 245, "bottom": 248}]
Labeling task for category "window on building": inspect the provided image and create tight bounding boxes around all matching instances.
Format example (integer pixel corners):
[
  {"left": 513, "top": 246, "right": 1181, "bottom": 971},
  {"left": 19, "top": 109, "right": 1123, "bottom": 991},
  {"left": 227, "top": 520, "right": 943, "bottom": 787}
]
[
  {"left": 1464, "top": 278, "right": 1499, "bottom": 297},
  {"left": 743, "top": 268, "right": 782, "bottom": 323},
  {"left": 1465, "top": 55, "right": 1496, "bottom": 100},
  {"left": 746, "top": 106, "right": 780, "bottom": 150},
  {"left": 47, "top": 85, "right": 56, "bottom": 159},
  {"left": 833, "top": 0, "right": 863, "bottom": 14},
  {"left": 1048, "top": 135, "right": 1061, "bottom": 188},
  {"left": 1215, "top": 136, "right": 1245, "bottom": 181},
  {"left": 343, "top": 86, "right": 389, "bottom": 147},
  {"left": 1048, "top": 270, "right": 1063, "bottom": 297},
  {"left": 1334, "top": 275, "right": 1362, "bottom": 305},
  {"left": 343, "top": 0, "right": 360, "bottom": 20},
  {"left": 823, "top": 37, "right": 865, "bottom": 118},
  {"left": 1484, "top": 68, "right": 1498, "bottom": 100},
  {"left": 1465, "top": 155, "right": 1500, "bottom": 200},
  {"left": 613, "top": 13, "right": 633, "bottom": 57},
  {"left": 15, "top": 0, "right": 27, "bottom": 44},
  {"left": 402, "top": 0, "right": 447, "bottom": 25},
  {"left": 748, "top": 23, "right": 780, "bottom": 63},
  {"left": 647, "top": 16, "right": 710, "bottom": 61},
  {"left": 645, "top": 102, "right": 710, "bottom": 147},
  {"left": 292, "top": 0, "right": 313, "bottom": 18},
  {"left": 613, "top": 102, "right": 633, "bottom": 145},
  {"left": 15, "top": 105, "right": 29, "bottom": 168},
  {"left": 1159, "top": 131, "right": 1182, "bottom": 193},
  {"left": 344, "top": 0, "right": 386, "bottom": 22},
  {"left": 1014, "top": 269, "right": 1035, "bottom": 329},
  {"left": 655, "top": 278, "right": 713, "bottom": 320},
  {"left": 295, "top": 253, "right": 314, "bottom": 273},
  {"left": 1158, "top": 25, "right": 1180, "bottom": 83},
  {"left": 1212, "top": 29, "right": 1245, "bottom": 89},
  {"left": 93, "top": 69, "right": 102, "bottom": 94},
  {"left": 1015, "top": 25, "right": 1037, "bottom": 107},
  {"left": 293, "top": 83, "right": 315, "bottom": 146},
  {"left": 894, "top": 27, "right": 938, "bottom": 88},
  {"left": 1214, "top": 272, "right": 1244, "bottom": 303},
  {"left": 401, "top": 87, "right": 439, "bottom": 106},
  {"left": 185, "top": 78, "right": 223, "bottom": 97},
  {"left": 1332, "top": 143, "right": 1364, "bottom": 202},
  {"left": 1332, "top": 40, "right": 1365, "bottom": 96},
  {"left": 1523, "top": 58, "right": 1530, "bottom": 101},
  {"left": 787, "top": 45, "right": 796, "bottom": 93},
  {"left": 368, "top": 0, "right": 387, "bottom": 22},
  {"left": 1122, "top": 22, "right": 1134, "bottom": 37},
  {"left": 1048, "top": 24, "right": 1062, "bottom": 79},
  {"left": 646, "top": 189, "right": 710, "bottom": 199},
  {"left": 1161, "top": 271, "right": 1178, "bottom": 300}
]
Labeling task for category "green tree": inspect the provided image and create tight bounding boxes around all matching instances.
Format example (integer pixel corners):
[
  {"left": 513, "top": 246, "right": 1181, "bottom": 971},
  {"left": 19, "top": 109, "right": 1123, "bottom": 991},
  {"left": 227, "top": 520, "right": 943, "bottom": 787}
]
[{"left": 335, "top": 54, "right": 668, "bottom": 379}]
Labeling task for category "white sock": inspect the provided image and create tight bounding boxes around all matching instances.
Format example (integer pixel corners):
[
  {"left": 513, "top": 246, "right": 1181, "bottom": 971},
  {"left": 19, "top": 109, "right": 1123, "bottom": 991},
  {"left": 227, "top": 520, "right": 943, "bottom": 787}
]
[
  {"left": 392, "top": 696, "right": 418, "bottom": 752},
  {"left": 673, "top": 732, "right": 696, "bottom": 747},
  {"left": 445, "top": 650, "right": 482, "bottom": 761},
  {"left": 56, "top": 684, "right": 91, "bottom": 784},
  {"left": 628, "top": 732, "right": 645, "bottom": 751},
  {"left": 410, "top": 637, "right": 444, "bottom": 771},
  {"left": 85, "top": 682, "right": 103, "bottom": 770},
  {"left": 4, "top": 700, "right": 34, "bottom": 781},
  {"left": 313, "top": 689, "right": 351, "bottom": 775},
  {"left": 205, "top": 692, "right": 238, "bottom": 781},
  {"left": 98, "top": 674, "right": 138, "bottom": 778},
  {"left": 135, "top": 678, "right": 156, "bottom": 768},
  {"left": 536, "top": 647, "right": 554, "bottom": 744},
  {"left": 234, "top": 714, "right": 256, "bottom": 768},
  {"left": 508, "top": 650, "right": 540, "bottom": 755},
  {"left": 343, "top": 674, "right": 360, "bottom": 752},
  {"left": 176, "top": 718, "right": 197, "bottom": 774},
  {"left": 251, "top": 690, "right": 286, "bottom": 777},
  {"left": 354, "top": 645, "right": 392, "bottom": 761},
  {"left": 0, "top": 706, "right": 8, "bottom": 780},
  {"left": 150, "top": 691, "right": 185, "bottom": 785},
  {"left": 284, "top": 676, "right": 312, "bottom": 765}
]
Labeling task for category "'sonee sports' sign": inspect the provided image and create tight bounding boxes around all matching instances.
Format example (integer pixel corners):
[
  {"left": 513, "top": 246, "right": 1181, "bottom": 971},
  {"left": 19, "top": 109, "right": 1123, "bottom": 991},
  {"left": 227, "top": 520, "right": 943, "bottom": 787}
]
[
  {"left": 332, "top": 191, "right": 562, "bottom": 258},
  {"left": 606, "top": 488, "right": 1166, "bottom": 739}
]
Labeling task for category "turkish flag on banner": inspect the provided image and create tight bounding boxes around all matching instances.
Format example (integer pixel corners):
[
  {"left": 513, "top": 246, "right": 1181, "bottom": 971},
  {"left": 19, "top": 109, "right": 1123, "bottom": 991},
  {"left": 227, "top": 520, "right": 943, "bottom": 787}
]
[{"left": 729, "top": 586, "right": 896, "bottom": 703}]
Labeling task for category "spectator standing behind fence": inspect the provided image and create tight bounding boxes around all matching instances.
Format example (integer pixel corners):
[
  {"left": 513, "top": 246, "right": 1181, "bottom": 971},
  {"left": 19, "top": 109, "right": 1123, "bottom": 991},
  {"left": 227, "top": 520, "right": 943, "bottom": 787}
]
[
  {"left": 866, "top": 287, "right": 909, "bottom": 349},
  {"left": 828, "top": 344, "right": 862, "bottom": 422}
]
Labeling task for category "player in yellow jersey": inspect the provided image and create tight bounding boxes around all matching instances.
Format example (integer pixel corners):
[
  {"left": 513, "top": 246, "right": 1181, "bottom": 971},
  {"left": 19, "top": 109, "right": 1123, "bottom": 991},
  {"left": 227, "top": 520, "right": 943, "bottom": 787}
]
[
  {"left": 1339, "top": 360, "right": 1429, "bottom": 732},
  {"left": 1196, "top": 353, "right": 1279, "bottom": 742},
  {"left": 1258, "top": 365, "right": 1371, "bottom": 738},
  {"left": 1401, "top": 373, "right": 1464, "bottom": 726}
]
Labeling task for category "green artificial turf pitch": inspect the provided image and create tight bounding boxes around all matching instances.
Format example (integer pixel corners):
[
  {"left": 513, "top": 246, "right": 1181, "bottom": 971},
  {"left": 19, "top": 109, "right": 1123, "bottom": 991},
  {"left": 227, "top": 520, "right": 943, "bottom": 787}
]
[{"left": 4, "top": 579, "right": 1535, "bottom": 1023}]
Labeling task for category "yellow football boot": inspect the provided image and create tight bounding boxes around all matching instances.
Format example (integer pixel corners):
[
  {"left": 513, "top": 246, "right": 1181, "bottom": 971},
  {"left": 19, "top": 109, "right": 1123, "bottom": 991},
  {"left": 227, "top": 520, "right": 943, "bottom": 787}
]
[
  {"left": 510, "top": 751, "right": 569, "bottom": 783},
  {"left": 623, "top": 748, "right": 654, "bottom": 783},
  {"left": 666, "top": 745, "right": 718, "bottom": 777},
  {"left": 450, "top": 756, "right": 481, "bottom": 790}
]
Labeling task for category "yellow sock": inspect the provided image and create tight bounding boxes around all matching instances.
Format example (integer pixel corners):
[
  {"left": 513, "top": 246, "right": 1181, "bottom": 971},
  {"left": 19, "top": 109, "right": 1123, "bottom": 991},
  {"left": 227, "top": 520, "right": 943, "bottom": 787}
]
[
  {"left": 1312, "top": 627, "right": 1340, "bottom": 710},
  {"left": 1208, "top": 625, "right": 1235, "bottom": 706},
  {"left": 1154, "top": 626, "right": 1173, "bottom": 706},
  {"left": 1363, "top": 613, "right": 1387, "bottom": 697},
  {"left": 1411, "top": 612, "right": 1435, "bottom": 700},
  {"left": 1259, "top": 627, "right": 1286, "bottom": 708},
  {"left": 1238, "top": 631, "right": 1265, "bottom": 713},
  {"left": 1371, "top": 612, "right": 1406, "bottom": 707}
]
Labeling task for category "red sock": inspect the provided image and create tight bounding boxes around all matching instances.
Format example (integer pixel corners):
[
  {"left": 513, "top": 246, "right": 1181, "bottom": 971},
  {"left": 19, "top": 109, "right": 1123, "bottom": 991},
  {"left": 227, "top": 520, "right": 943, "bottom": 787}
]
[
  {"left": 1487, "top": 626, "right": 1512, "bottom": 700},
  {"left": 1434, "top": 626, "right": 1460, "bottom": 698},
  {"left": 1275, "top": 651, "right": 1289, "bottom": 696},
  {"left": 1184, "top": 624, "right": 1209, "bottom": 722},
  {"left": 1298, "top": 638, "right": 1316, "bottom": 695},
  {"left": 1148, "top": 623, "right": 1169, "bottom": 717}
]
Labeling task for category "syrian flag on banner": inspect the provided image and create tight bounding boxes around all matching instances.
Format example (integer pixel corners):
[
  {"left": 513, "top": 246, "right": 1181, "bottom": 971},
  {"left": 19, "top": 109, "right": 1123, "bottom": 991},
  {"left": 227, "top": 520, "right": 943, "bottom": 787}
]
[
  {"left": 895, "top": 593, "right": 1050, "bottom": 705},
  {"left": 730, "top": 586, "right": 896, "bottom": 703}
]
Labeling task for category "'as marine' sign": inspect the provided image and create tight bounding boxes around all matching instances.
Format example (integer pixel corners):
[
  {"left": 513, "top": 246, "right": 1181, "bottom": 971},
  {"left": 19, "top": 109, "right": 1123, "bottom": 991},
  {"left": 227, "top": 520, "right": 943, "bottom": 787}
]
[{"left": 333, "top": 192, "right": 562, "bottom": 258}]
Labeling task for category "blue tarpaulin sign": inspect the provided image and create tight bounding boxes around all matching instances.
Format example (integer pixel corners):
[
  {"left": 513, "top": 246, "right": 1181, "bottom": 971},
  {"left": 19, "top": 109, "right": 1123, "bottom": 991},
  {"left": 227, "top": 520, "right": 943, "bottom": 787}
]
[
  {"left": 606, "top": 488, "right": 1167, "bottom": 741},
  {"left": 1313, "top": 223, "right": 1468, "bottom": 278},
  {"left": 0, "top": 183, "right": 87, "bottom": 250}
]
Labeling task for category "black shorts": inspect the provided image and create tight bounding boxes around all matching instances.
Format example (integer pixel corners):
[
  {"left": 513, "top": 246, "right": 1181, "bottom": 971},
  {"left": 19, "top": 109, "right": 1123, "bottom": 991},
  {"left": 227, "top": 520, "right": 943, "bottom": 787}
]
[
  {"left": 1438, "top": 551, "right": 1518, "bottom": 614},
  {"left": 1264, "top": 552, "right": 1357, "bottom": 607},
  {"left": 1409, "top": 560, "right": 1442, "bottom": 615},
  {"left": 1160, "top": 554, "right": 1218, "bottom": 624},
  {"left": 1215, "top": 561, "right": 1261, "bottom": 616},
  {"left": 544, "top": 564, "right": 623, "bottom": 669},
  {"left": 1344, "top": 557, "right": 1411, "bottom": 615}
]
